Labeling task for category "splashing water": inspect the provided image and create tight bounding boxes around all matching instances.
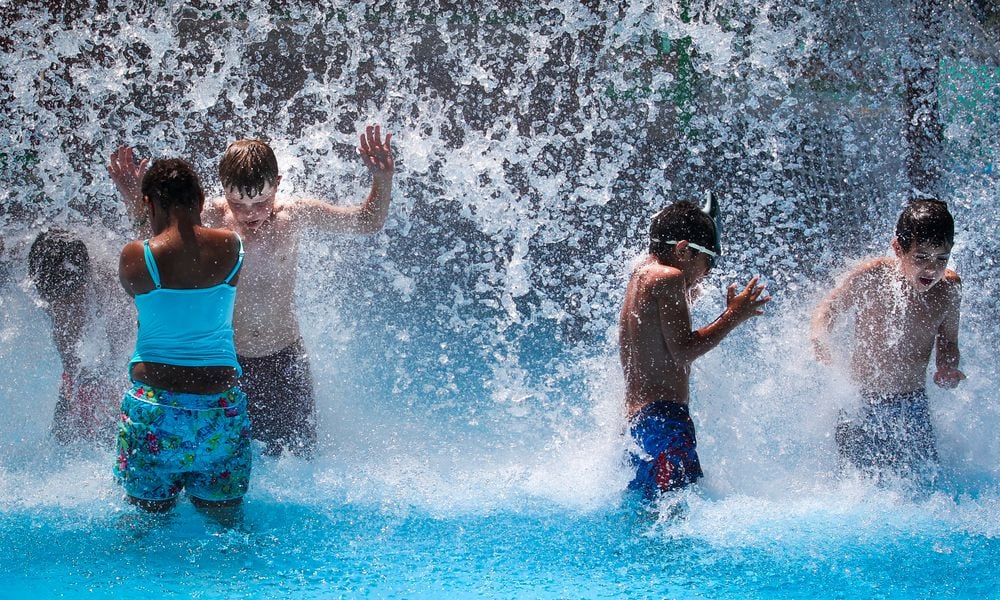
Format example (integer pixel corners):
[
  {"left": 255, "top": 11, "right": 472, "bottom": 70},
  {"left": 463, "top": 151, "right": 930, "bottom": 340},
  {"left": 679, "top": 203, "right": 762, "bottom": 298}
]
[{"left": 1, "top": 1, "right": 997, "bottom": 597}]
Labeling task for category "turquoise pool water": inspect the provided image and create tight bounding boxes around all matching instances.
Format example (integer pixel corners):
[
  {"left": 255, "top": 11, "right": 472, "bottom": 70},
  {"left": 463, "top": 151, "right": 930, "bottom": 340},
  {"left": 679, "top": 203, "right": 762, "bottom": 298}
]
[
  {"left": 3, "top": 280, "right": 997, "bottom": 597},
  {"left": 2, "top": 453, "right": 998, "bottom": 598}
]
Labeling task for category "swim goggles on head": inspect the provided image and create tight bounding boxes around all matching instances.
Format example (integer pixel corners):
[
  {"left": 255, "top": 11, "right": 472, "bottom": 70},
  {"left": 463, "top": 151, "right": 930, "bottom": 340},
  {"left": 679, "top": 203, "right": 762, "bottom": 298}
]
[{"left": 653, "top": 238, "right": 718, "bottom": 267}]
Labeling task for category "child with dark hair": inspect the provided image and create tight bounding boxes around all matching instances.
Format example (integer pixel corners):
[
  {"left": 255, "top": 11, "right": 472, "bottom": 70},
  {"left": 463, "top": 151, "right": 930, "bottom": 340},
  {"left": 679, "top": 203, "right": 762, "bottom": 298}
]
[
  {"left": 108, "top": 127, "right": 394, "bottom": 458},
  {"left": 29, "top": 230, "right": 89, "bottom": 302},
  {"left": 620, "top": 199, "right": 770, "bottom": 497},
  {"left": 28, "top": 228, "right": 127, "bottom": 443},
  {"left": 811, "top": 199, "right": 964, "bottom": 485},
  {"left": 116, "top": 158, "right": 250, "bottom": 517}
]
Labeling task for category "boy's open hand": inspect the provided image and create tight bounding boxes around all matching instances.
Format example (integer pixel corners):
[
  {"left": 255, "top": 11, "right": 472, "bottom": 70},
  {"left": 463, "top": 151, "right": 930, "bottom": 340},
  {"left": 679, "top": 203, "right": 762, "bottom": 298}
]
[
  {"left": 725, "top": 276, "right": 771, "bottom": 325},
  {"left": 934, "top": 366, "right": 966, "bottom": 389},
  {"left": 358, "top": 125, "right": 393, "bottom": 180},
  {"left": 108, "top": 145, "right": 148, "bottom": 217}
]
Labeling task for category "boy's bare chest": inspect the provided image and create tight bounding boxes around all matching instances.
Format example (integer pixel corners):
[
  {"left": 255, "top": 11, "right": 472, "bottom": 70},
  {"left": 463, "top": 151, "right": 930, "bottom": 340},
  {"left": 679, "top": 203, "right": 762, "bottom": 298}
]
[
  {"left": 856, "top": 287, "right": 946, "bottom": 343},
  {"left": 239, "top": 230, "right": 298, "bottom": 288}
]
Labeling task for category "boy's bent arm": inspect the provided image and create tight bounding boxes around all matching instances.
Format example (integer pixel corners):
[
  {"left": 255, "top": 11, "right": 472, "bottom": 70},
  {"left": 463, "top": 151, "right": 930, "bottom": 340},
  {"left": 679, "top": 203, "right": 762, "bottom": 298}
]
[
  {"left": 934, "top": 274, "right": 965, "bottom": 388},
  {"left": 810, "top": 264, "right": 867, "bottom": 364},
  {"left": 295, "top": 125, "right": 394, "bottom": 234},
  {"left": 294, "top": 189, "right": 390, "bottom": 234},
  {"left": 46, "top": 301, "right": 84, "bottom": 376},
  {"left": 658, "top": 274, "right": 768, "bottom": 365}
]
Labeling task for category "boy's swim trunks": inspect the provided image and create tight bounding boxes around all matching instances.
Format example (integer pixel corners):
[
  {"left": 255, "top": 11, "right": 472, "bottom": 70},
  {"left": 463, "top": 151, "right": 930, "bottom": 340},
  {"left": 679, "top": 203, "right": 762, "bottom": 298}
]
[
  {"left": 238, "top": 339, "right": 316, "bottom": 457},
  {"left": 114, "top": 382, "right": 252, "bottom": 502},
  {"left": 628, "top": 401, "right": 704, "bottom": 496},
  {"left": 836, "top": 388, "right": 938, "bottom": 485}
]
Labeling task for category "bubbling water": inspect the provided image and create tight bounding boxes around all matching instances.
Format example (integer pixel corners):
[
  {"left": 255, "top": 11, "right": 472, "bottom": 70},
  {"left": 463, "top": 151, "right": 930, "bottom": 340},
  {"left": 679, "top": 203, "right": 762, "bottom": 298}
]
[{"left": 0, "top": 1, "right": 997, "bottom": 515}]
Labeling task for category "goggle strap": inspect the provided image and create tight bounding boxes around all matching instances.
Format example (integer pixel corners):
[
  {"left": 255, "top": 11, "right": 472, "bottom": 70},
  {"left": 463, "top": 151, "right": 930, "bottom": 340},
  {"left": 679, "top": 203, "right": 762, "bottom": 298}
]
[{"left": 651, "top": 238, "right": 718, "bottom": 258}]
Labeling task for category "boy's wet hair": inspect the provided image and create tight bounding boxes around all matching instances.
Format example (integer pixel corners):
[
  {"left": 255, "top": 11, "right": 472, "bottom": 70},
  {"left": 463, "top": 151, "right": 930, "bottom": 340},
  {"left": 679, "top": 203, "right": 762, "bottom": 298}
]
[
  {"left": 28, "top": 229, "right": 90, "bottom": 302},
  {"left": 142, "top": 158, "right": 204, "bottom": 210},
  {"left": 218, "top": 139, "right": 279, "bottom": 198},
  {"left": 895, "top": 199, "right": 954, "bottom": 251},
  {"left": 649, "top": 201, "right": 718, "bottom": 260}
]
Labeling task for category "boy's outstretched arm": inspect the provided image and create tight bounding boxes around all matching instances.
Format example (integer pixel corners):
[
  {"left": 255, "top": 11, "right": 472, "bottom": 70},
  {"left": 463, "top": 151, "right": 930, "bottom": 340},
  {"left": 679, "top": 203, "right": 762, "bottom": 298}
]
[
  {"left": 933, "top": 276, "right": 965, "bottom": 388},
  {"left": 108, "top": 145, "right": 150, "bottom": 237},
  {"left": 810, "top": 266, "right": 864, "bottom": 364},
  {"left": 296, "top": 125, "right": 394, "bottom": 234},
  {"left": 46, "top": 300, "right": 84, "bottom": 377},
  {"left": 658, "top": 275, "right": 770, "bottom": 365}
]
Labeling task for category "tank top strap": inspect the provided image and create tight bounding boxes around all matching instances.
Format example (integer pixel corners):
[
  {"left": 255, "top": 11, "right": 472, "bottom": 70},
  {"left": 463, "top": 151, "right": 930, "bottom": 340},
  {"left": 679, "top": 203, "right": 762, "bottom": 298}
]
[
  {"left": 223, "top": 233, "right": 244, "bottom": 285},
  {"left": 142, "top": 240, "right": 162, "bottom": 289}
]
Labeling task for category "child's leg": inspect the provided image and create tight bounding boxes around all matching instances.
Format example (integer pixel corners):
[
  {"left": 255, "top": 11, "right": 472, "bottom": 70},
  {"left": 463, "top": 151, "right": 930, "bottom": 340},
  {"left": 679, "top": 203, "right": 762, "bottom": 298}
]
[
  {"left": 277, "top": 347, "right": 316, "bottom": 458},
  {"left": 51, "top": 372, "right": 75, "bottom": 443},
  {"left": 190, "top": 496, "right": 243, "bottom": 528},
  {"left": 115, "top": 385, "right": 187, "bottom": 507},
  {"left": 895, "top": 391, "right": 939, "bottom": 485},
  {"left": 185, "top": 389, "right": 253, "bottom": 509},
  {"left": 628, "top": 402, "right": 703, "bottom": 496},
  {"left": 127, "top": 495, "right": 177, "bottom": 513},
  {"left": 835, "top": 409, "right": 864, "bottom": 473}
]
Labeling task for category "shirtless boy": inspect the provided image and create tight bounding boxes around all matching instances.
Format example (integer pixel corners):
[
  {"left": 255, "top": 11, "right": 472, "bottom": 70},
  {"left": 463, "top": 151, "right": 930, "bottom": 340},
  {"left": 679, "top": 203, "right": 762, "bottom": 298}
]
[
  {"left": 109, "top": 126, "right": 394, "bottom": 457},
  {"left": 28, "top": 228, "right": 131, "bottom": 443},
  {"left": 620, "top": 200, "right": 769, "bottom": 497},
  {"left": 811, "top": 199, "right": 963, "bottom": 484}
]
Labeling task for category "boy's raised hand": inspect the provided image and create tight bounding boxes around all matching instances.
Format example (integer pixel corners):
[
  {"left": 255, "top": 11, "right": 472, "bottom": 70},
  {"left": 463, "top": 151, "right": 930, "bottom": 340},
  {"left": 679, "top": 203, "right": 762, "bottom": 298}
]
[
  {"left": 358, "top": 125, "right": 394, "bottom": 180},
  {"left": 108, "top": 145, "right": 148, "bottom": 220},
  {"left": 725, "top": 276, "right": 771, "bottom": 324}
]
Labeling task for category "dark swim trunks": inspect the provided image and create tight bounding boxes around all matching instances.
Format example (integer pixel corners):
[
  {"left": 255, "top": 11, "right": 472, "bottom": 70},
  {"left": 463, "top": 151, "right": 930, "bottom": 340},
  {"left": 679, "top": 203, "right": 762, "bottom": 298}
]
[
  {"left": 238, "top": 339, "right": 316, "bottom": 457},
  {"left": 628, "top": 401, "right": 704, "bottom": 496},
  {"left": 836, "top": 388, "right": 938, "bottom": 485}
]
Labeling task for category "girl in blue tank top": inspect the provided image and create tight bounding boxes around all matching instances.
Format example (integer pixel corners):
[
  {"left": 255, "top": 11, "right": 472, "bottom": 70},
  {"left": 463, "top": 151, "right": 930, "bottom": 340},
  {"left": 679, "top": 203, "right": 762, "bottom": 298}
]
[{"left": 115, "top": 158, "right": 251, "bottom": 521}]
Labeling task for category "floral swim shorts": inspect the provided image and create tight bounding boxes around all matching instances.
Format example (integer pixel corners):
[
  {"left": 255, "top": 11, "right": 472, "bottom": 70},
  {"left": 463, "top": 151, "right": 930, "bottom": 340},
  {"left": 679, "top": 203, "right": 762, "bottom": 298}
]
[{"left": 114, "top": 382, "right": 252, "bottom": 502}]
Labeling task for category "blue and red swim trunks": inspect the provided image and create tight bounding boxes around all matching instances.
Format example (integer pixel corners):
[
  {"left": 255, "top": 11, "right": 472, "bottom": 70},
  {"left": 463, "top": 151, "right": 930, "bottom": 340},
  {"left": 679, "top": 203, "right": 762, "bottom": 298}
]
[{"left": 628, "top": 401, "right": 703, "bottom": 496}]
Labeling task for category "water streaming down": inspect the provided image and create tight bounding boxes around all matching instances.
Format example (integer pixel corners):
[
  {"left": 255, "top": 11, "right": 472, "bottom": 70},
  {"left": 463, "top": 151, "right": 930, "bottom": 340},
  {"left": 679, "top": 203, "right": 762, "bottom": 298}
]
[{"left": 1, "top": 1, "right": 998, "bottom": 596}]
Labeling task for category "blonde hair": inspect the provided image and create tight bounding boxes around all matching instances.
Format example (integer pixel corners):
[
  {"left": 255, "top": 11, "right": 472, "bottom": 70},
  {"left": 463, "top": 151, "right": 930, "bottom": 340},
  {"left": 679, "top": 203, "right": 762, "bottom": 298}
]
[{"left": 218, "top": 139, "right": 279, "bottom": 197}]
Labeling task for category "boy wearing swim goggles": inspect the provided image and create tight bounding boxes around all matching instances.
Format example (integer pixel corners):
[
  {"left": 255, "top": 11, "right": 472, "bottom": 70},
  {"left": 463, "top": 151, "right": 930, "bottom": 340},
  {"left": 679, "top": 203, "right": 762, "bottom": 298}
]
[{"left": 619, "top": 199, "right": 769, "bottom": 497}]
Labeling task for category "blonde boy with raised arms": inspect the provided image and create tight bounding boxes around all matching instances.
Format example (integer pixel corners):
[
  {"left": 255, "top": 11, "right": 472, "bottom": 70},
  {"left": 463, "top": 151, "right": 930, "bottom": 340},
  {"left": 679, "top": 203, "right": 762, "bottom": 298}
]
[{"left": 109, "top": 126, "right": 394, "bottom": 457}]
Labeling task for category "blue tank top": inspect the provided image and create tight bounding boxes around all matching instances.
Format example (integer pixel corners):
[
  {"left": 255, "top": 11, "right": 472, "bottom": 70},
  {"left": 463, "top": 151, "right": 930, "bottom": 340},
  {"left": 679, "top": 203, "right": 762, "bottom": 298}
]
[{"left": 129, "top": 235, "right": 244, "bottom": 375}]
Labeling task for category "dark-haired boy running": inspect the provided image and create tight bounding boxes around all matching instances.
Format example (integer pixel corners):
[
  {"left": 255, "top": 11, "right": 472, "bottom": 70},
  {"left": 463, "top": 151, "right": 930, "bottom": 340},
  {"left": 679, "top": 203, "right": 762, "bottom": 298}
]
[
  {"left": 29, "top": 229, "right": 130, "bottom": 443},
  {"left": 811, "top": 199, "right": 964, "bottom": 485}
]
